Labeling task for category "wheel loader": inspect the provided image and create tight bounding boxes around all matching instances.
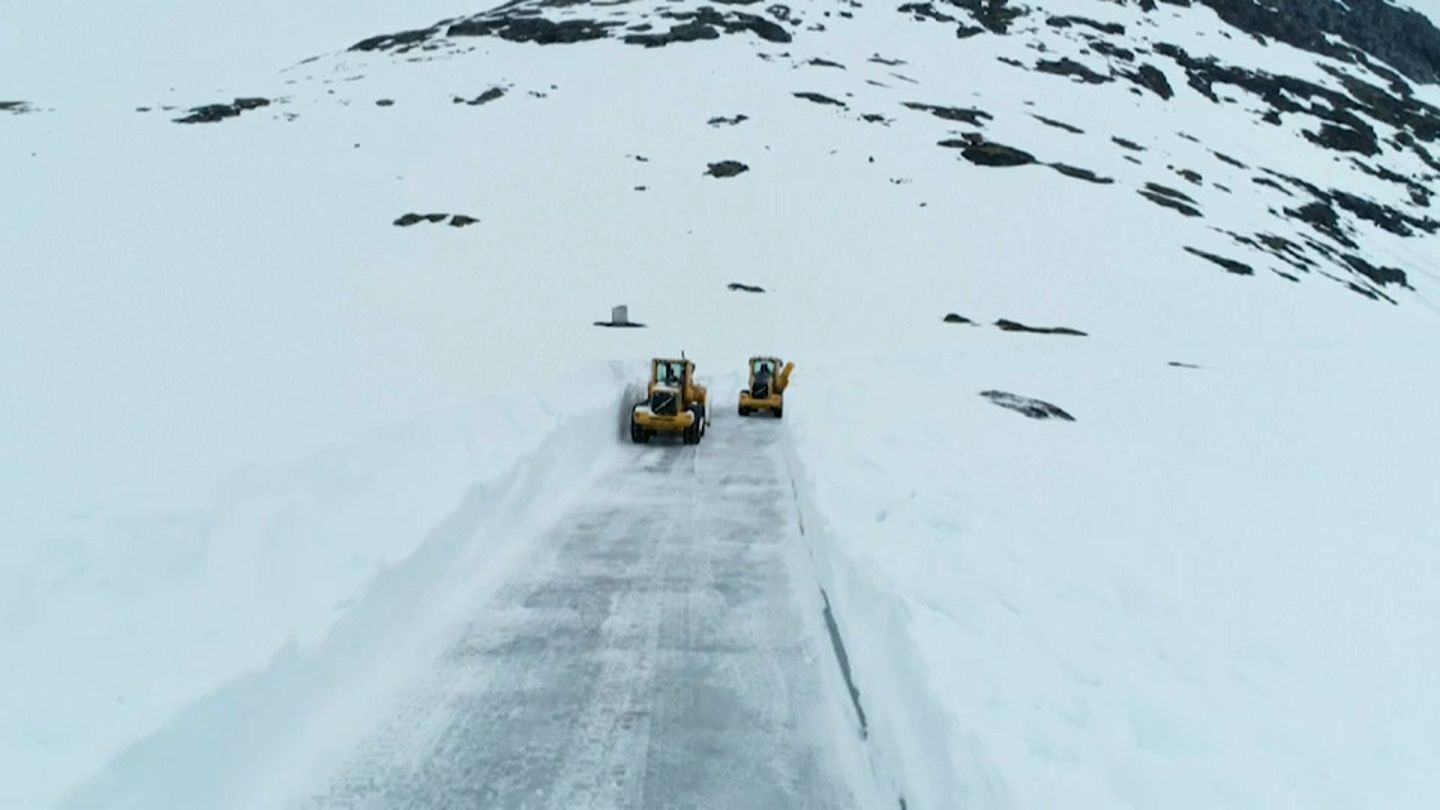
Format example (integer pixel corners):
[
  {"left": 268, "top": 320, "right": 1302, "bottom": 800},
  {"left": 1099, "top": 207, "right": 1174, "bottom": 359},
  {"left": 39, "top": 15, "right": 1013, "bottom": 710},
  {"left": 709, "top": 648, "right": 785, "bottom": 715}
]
[
  {"left": 630, "top": 357, "right": 710, "bottom": 444},
  {"left": 738, "top": 356, "right": 793, "bottom": 418}
]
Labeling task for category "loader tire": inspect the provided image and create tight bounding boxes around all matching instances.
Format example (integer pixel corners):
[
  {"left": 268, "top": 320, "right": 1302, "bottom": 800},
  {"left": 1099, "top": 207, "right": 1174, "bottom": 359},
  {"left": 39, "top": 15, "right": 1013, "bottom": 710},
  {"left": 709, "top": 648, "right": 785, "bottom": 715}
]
[
  {"left": 773, "top": 405, "right": 783, "bottom": 419},
  {"left": 739, "top": 405, "right": 751, "bottom": 417},
  {"left": 630, "top": 415, "right": 649, "bottom": 444},
  {"left": 683, "top": 410, "right": 701, "bottom": 444}
]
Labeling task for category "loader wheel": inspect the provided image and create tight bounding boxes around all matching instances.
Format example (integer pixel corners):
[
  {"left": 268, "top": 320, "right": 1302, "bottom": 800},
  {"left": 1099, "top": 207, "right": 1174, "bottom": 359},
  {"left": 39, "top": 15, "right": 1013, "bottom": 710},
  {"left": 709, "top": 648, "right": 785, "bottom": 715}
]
[
  {"left": 773, "top": 405, "right": 783, "bottom": 419},
  {"left": 739, "top": 405, "right": 751, "bottom": 417},
  {"left": 630, "top": 416, "right": 649, "bottom": 444},
  {"left": 683, "top": 410, "right": 701, "bottom": 444}
]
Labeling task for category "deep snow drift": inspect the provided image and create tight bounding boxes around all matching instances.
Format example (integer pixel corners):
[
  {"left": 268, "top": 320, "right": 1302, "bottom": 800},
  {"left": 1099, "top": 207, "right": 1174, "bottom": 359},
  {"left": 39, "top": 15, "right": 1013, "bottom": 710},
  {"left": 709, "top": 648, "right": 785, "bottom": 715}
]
[{"left": 4, "top": 0, "right": 1439, "bottom": 807}]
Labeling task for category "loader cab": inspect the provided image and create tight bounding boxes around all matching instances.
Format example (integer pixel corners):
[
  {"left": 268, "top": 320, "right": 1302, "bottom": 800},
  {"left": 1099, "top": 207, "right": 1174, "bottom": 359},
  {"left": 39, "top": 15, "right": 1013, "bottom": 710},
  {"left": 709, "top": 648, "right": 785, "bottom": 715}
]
[
  {"left": 748, "top": 357, "right": 781, "bottom": 396},
  {"left": 654, "top": 359, "right": 689, "bottom": 388},
  {"left": 750, "top": 357, "right": 779, "bottom": 381}
]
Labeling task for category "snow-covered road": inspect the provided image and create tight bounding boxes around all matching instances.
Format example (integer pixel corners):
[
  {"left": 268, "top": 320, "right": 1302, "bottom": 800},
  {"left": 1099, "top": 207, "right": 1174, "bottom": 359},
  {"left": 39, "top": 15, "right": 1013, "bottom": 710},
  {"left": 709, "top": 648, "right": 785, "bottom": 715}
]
[{"left": 307, "top": 414, "right": 864, "bottom": 809}]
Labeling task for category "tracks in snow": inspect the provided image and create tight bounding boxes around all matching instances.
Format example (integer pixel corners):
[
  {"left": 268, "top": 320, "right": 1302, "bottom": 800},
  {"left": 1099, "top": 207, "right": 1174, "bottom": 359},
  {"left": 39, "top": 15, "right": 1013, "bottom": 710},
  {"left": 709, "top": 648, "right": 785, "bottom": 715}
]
[{"left": 309, "top": 415, "right": 868, "bottom": 809}]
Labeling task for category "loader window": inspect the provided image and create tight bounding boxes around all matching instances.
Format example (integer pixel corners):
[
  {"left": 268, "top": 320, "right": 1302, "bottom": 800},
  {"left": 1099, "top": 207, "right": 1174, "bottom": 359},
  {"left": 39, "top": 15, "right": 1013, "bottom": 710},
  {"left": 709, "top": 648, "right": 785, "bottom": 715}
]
[{"left": 657, "top": 362, "right": 685, "bottom": 385}]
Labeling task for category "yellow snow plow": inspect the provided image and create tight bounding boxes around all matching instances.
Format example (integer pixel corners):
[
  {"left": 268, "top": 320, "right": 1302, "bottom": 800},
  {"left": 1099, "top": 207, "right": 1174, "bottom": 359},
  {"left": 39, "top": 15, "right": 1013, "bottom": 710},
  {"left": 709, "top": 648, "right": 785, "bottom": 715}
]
[
  {"left": 738, "top": 357, "right": 793, "bottom": 418},
  {"left": 631, "top": 357, "right": 710, "bottom": 444}
]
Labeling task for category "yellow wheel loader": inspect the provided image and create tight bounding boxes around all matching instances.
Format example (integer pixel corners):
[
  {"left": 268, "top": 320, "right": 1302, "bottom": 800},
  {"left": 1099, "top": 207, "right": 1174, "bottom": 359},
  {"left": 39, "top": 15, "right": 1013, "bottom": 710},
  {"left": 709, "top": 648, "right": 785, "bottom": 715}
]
[
  {"left": 738, "top": 357, "right": 794, "bottom": 418},
  {"left": 630, "top": 357, "right": 711, "bottom": 444}
]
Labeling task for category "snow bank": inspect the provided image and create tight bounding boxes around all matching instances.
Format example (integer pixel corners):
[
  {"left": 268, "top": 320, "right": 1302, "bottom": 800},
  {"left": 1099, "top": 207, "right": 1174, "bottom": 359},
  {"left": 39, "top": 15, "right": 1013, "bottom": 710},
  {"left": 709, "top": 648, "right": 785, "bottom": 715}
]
[
  {"left": 790, "top": 304, "right": 1440, "bottom": 808},
  {"left": 2, "top": 363, "right": 633, "bottom": 810}
]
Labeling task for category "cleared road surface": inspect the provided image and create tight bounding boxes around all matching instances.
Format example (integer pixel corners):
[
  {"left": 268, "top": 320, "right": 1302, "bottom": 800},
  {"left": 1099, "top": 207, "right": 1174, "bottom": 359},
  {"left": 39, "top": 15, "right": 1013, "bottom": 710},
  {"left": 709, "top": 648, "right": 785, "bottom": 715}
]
[{"left": 311, "top": 415, "right": 863, "bottom": 809}]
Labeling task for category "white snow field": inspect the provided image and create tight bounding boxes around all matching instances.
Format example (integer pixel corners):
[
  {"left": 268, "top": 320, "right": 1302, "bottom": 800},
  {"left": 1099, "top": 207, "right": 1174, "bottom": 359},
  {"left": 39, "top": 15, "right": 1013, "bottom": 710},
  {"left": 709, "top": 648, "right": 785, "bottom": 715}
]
[{"left": 4, "top": 0, "right": 1440, "bottom": 807}]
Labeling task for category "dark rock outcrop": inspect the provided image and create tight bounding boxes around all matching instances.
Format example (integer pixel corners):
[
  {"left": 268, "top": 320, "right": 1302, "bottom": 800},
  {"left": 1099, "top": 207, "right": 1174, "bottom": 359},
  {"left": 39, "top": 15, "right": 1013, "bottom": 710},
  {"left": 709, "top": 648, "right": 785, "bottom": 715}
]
[
  {"left": 1049, "top": 163, "right": 1114, "bottom": 184},
  {"left": 708, "top": 114, "right": 749, "bottom": 126},
  {"left": 903, "top": 102, "right": 992, "bottom": 126},
  {"left": 453, "top": 88, "right": 506, "bottom": 106},
  {"left": 1188, "top": 0, "right": 1440, "bottom": 85},
  {"left": 706, "top": 160, "right": 750, "bottom": 178},
  {"left": 946, "top": 139, "right": 1036, "bottom": 167},
  {"left": 394, "top": 213, "right": 478, "bottom": 227},
  {"left": 994, "top": 319, "right": 1087, "bottom": 336},
  {"left": 794, "top": 91, "right": 847, "bottom": 107},
  {"left": 1032, "top": 115, "right": 1083, "bottom": 133},
  {"left": 1138, "top": 183, "right": 1203, "bottom": 217},
  {"left": 174, "top": 97, "right": 270, "bottom": 124},
  {"left": 980, "top": 390, "right": 1075, "bottom": 421},
  {"left": 1035, "top": 58, "right": 1111, "bottom": 84},
  {"left": 1184, "top": 247, "right": 1255, "bottom": 275}
]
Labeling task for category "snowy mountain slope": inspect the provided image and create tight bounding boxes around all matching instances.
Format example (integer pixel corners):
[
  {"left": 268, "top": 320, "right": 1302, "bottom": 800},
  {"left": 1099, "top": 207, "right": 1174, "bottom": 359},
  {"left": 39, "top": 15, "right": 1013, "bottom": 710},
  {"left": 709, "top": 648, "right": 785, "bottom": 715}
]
[{"left": 3, "top": 0, "right": 1439, "bottom": 807}]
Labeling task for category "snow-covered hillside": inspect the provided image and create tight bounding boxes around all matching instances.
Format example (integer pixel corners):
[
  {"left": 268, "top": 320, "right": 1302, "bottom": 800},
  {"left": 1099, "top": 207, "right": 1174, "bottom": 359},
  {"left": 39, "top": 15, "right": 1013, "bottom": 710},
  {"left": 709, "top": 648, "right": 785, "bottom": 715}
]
[{"left": 4, "top": 0, "right": 1439, "bottom": 807}]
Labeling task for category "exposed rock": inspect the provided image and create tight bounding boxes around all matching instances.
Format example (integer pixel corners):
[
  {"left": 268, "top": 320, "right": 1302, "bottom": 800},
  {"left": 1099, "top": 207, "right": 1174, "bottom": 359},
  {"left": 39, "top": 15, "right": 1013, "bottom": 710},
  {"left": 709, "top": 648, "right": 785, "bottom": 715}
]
[
  {"left": 902, "top": 102, "right": 992, "bottom": 126},
  {"left": 1032, "top": 114, "right": 1084, "bottom": 133},
  {"left": 794, "top": 91, "right": 847, "bottom": 107},
  {"left": 706, "top": 160, "right": 750, "bottom": 178},
  {"left": 1148, "top": 42, "right": 1440, "bottom": 171},
  {"left": 1183, "top": 247, "right": 1255, "bottom": 275},
  {"left": 944, "top": 0, "right": 1028, "bottom": 33},
  {"left": 1340, "top": 253, "right": 1409, "bottom": 288},
  {"left": 393, "top": 213, "right": 452, "bottom": 227},
  {"left": 1049, "top": 163, "right": 1114, "bottom": 183},
  {"left": 1212, "top": 151, "right": 1248, "bottom": 169},
  {"left": 1035, "top": 58, "right": 1111, "bottom": 84},
  {"left": 1189, "top": 0, "right": 1440, "bottom": 85},
  {"left": 1285, "top": 200, "right": 1353, "bottom": 246},
  {"left": 1350, "top": 160, "right": 1431, "bottom": 207},
  {"left": 808, "top": 58, "right": 845, "bottom": 69},
  {"left": 1252, "top": 176, "right": 1291, "bottom": 195},
  {"left": 624, "top": 7, "right": 791, "bottom": 46},
  {"left": 173, "top": 97, "right": 271, "bottom": 124},
  {"left": 1140, "top": 196, "right": 1203, "bottom": 217},
  {"left": 980, "top": 390, "right": 1075, "bottom": 421},
  {"left": 375, "top": 99, "right": 396, "bottom": 107},
  {"left": 949, "top": 139, "right": 1037, "bottom": 167},
  {"left": 943, "top": 313, "right": 974, "bottom": 324},
  {"left": 1122, "top": 63, "right": 1174, "bottom": 99},
  {"left": 0, "top": 101, "right": 35, "bottom": 114},
  {"left": 728, "top": 282, "right": 766, "bottom": 292},
  {"left": 1329, "top": 188, "right": 1438, "bottom": 236},
  {"left": 452, "top": 17, "right": 620, "bottom": 45},
  {"left": 899, "top": 3, "right": 957, "bottom": 23},
  {"left": 708, "top": 114, "right": 750, "bottom": 126},
  {"left": 1303, "top": 122, "right": 1379, "bottom": 155},
  {"left": 1046, "top": 15, "right": 1125, "bottom": 35},
  {"left": 994, "top": 319, "right": 1087, "bottom": 336},
  {"left": 1090, "top": 40, "right": 1136, "bottom": 62},
  {"left": 453, "top": 87, "right": 506, "bottom": 106},
  {"left": 1143, "top": 183, "right": 1198, "bottom": 204},
  {"left": 1112, "top": 136, "right": 1147, "bottom": 151},
  {"left": 449, "top": 215, "right": 480, "bottom": 227},
  {"left": 1168, "top": 361, "right": 1202, "bottom": 369},
  {"left": 352, "top": 28, "right": 438, "bottom": 52}
]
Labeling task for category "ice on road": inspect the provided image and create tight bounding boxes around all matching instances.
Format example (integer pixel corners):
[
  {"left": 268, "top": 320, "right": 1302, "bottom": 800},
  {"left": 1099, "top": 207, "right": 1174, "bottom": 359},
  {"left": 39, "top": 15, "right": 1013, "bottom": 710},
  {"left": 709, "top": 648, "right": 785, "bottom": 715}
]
[{"left": 311, "top": 416, "right": 861, "bottom": 809}]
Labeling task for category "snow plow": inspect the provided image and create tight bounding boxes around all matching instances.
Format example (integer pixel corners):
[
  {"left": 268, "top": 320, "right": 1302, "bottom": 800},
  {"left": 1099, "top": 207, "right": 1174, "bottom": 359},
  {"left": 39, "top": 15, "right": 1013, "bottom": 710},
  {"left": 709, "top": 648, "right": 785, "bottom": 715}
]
[
  {"left": 631, "top": 357, "right": 710, "bottom": 444},
  {"left": 738, "top": 357, "right": 793, "bottom": 418}
]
